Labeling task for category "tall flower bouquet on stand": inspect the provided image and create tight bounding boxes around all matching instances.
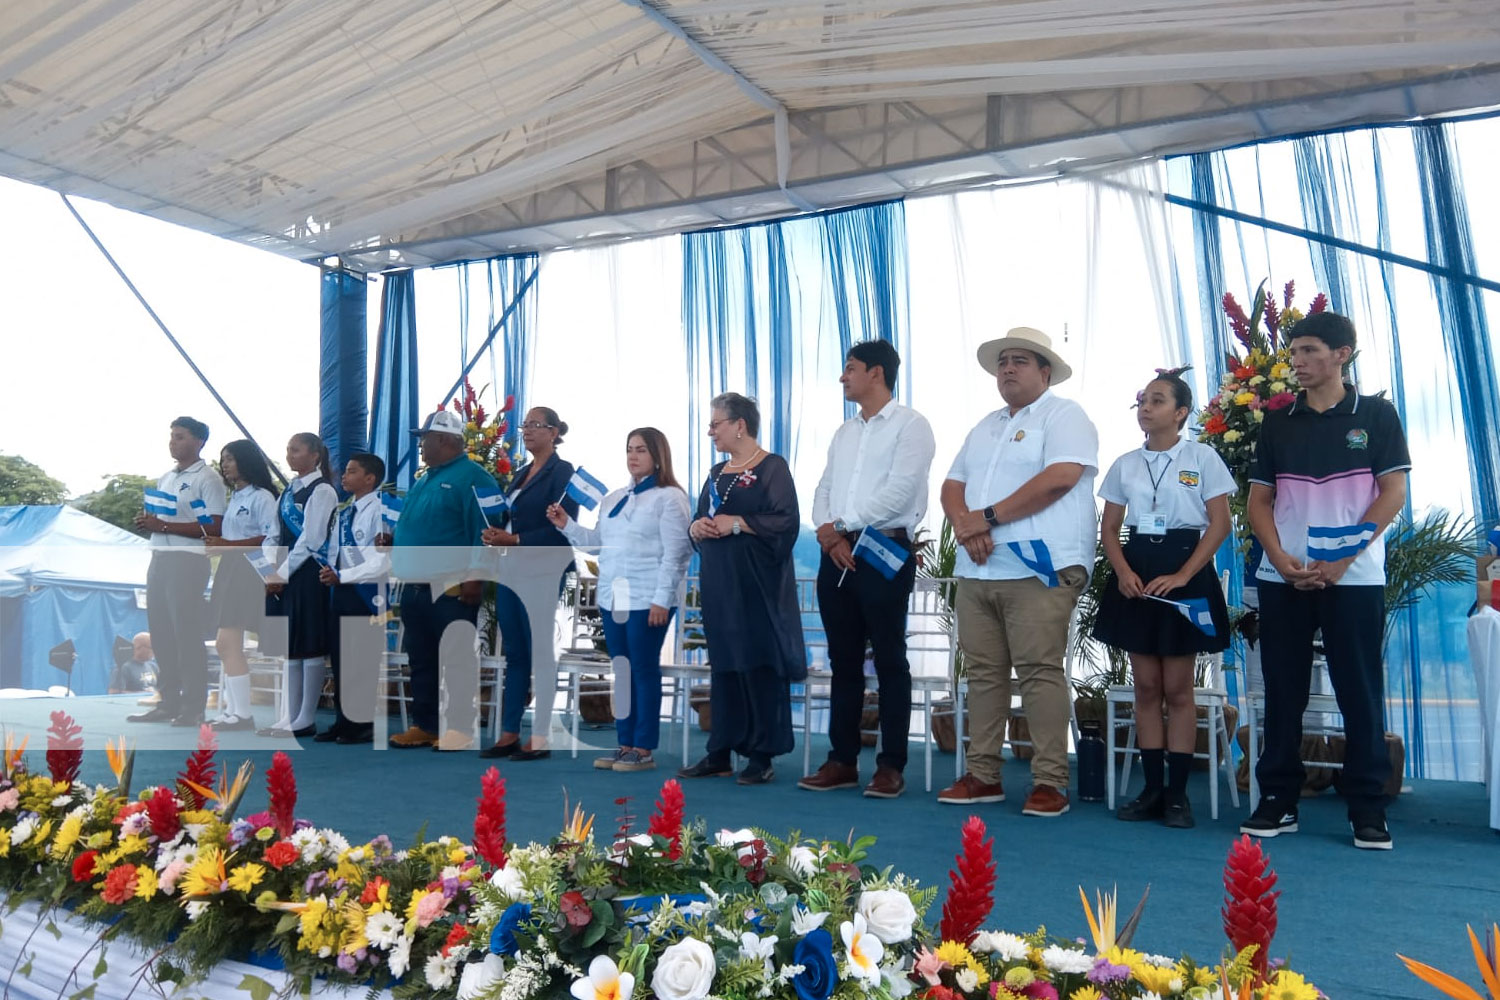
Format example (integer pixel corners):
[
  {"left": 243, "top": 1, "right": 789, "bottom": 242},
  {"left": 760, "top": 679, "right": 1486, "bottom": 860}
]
[
  {"left": 450, "top": 378, "right": 516, "bottom": 491},
  {"left": 1196, "top": 280, "right": 1325, "bottom": 538}
]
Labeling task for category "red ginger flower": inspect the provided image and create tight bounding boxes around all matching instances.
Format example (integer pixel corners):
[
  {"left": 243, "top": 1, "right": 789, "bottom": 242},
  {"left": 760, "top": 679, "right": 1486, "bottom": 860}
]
[
  {"left": 72, "top": 851, "right": 100, "bottom": 883},
  {"left": 177, "top": 724, "right": 217, "bottom": 810},
  {"left": 45, "top": 710, "right": 83, "bottom": 787},
  {"left": 1222, "top": 292, "right": 1252, "bottom": 350},
  {"left": 647, "top": 779, "right": 685, "bottom": 860},
  {"left": 1282, "top": 279, "right": 1296, "bottom": 311},
  {"left": 472, "top": 766, "right": 508, "bottom": 869},
  {"left": 146, "top": 785, "right": 181, "bottom": 842},
  {"left": 1222, "top": 834, "right": 1279, "bottom": 983},
  {"left": 263, "top": 840, "right": 299, "bottom": 870},
  {"left": 1263, "top": 294, "right": 1282, "bottom": 344},
  {"left": 267, "top": 751, "right": 297, "bottom": 839},
  {"left": 940, "top": 815, "right": 996, "bottom": 945},
  {"left": 1308, "top": 292, "right": 1328, "bottom": 314},
  {"left": 100, "top": 864, "right": 140, "bottom": 904}
]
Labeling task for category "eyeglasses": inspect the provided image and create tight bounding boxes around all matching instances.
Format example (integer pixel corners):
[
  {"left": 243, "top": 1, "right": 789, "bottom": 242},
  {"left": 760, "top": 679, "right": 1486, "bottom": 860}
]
[
  {"left": 707, "top": 418, "right": 732, "bottom": 432},
  {"left": 520, "top": 421, "right": 554, "bottom": 430}
]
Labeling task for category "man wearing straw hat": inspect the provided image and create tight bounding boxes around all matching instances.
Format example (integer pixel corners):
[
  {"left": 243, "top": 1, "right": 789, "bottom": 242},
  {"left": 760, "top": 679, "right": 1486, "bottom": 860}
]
[{"left": 938, "top": 328, "right": 1098, "bottom": 817}]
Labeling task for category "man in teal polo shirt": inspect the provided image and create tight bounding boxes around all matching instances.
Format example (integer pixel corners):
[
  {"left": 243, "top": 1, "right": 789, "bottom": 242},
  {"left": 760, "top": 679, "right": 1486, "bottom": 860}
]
[{"left": 389, "top": 409, "right": 498, "bottom": 751}]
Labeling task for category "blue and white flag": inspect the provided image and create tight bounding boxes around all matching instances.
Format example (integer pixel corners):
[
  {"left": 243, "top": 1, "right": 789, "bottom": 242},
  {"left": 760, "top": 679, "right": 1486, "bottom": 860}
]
[
  {"left": 380, "top": 493, "right": 404, "bottom": 529},
  {"left": 1307, "top": 522, "right": 1377, "bottom": 561},
  {"left": 143, "top": 488, "right": 177, "bottom": 517},
  {"left": 852, "top": 527, "right": 910, "bottom": 581},
  {"left": 473, "top": 486, "right": 509, "bottom": 522},
  {"left": 1487, "top": 525, "right": 1500, "bottom": 558},
  {"left": 1147, "top": 594, "right": 1217, "bottom": 637},
  {"left": 188, "top": 497, "right": 214, "bottom": 527},
  {"left": 246, "top": 547, "right": 279, "bottom": 581},
  {"left": 1006, "top": 538, "right": 1059, "bottom": 588},
  {"left": 564, "top": 467, "right": 609, "bottom": 511}
]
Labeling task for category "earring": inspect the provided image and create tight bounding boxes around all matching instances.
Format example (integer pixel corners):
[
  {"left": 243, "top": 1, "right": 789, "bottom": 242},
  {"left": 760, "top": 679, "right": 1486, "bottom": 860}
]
[{"left": 737, "top": 431, "right": 742, "bottom": 439}]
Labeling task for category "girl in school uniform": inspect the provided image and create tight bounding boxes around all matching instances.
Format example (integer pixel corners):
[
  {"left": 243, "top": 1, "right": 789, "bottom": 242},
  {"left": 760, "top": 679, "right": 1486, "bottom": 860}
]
[
  {"left": 1092, "top": 367, "right": 1234, "bottom": 828},
  {"left": 259, "top": 432, "right": 338, "bottom": 738},
  {"left": 546, "top": 427, "right": 693, "bottom": 772},
  {"left": 204, "top": 440, "right": 281, "bottom": 731}
]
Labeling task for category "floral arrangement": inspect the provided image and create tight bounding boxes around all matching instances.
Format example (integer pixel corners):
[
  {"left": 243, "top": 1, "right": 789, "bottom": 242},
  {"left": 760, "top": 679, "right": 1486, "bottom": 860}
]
[
  {"left": 1, "top": 714, "right": 1324, "bottom": 1000},
  {"left": 1196, "top": 280, "right": 1326, "bottom": 524},
  {"left": 1400, "top": 923, "right": 1500, "bottom": 1000},
  {"left": 450, "top": 378, "right": 515, "bottom": 489}
]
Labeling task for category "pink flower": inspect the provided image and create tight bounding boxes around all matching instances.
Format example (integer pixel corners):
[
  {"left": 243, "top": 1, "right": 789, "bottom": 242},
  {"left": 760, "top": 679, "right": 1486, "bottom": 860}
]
[
  {"left": 415, "top": 890, "right": 449, "bottom": 928},
  {"left": 0, "top": 788, "right": 18, "bottom": 812},
  {"left": 1247, "top": 396, "right": 1262, "bottom": 411},
  {"left": 1021, "top": 982, "right": 1059, "bottom": 1000},
  {"left": 159, "top": 859, "right": 189, "bottom": 894},
  {"left": 913, "top": 947, "right": 949, "bottom": 986},
  {"left": 1265, "top": 391, "right": 1296, "bottom": 411}
]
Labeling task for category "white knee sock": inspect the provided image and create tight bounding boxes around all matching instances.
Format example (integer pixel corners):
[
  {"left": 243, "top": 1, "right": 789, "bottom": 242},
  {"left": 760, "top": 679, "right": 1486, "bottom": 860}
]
[
  {"left": 276, "top": 659, "right": 304, "bottom": 729},
  {"left": 289, "top": 657, "right": 327, "bottom": 730},
  {"left": 225, "top": 673, "right": 253, "bottom": 722}
]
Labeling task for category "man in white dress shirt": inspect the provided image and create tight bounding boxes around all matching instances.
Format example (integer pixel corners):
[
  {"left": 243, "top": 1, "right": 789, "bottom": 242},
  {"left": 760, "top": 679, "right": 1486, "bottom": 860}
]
[
  {"left": 800, "top": 340, "right": 936, "bottom": 799},
  {"left": 938, "top": 328, "right": 1098, "bottom": 817},
  {"left": 128, "top": 416, "right": 227, "bottom": 727}
]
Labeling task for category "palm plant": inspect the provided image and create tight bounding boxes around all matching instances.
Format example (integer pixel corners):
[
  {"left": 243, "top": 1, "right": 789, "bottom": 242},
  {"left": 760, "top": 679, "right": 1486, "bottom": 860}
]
[{"left": 1382, "top": 508, "right": 1479, "bottom": 645}]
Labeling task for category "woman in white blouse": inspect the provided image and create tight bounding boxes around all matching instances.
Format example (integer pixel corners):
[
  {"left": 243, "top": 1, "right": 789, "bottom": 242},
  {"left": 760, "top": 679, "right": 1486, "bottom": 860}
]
[
  {"left": 203, "top": 440, "right": 280, "bottom": 731},
  {"left": 546, "top": 427, "right": 692, "bottom": 771}
]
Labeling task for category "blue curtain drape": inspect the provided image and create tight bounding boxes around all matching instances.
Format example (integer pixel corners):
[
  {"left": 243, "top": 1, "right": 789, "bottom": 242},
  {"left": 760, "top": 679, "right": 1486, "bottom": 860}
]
[
  {"left": 820, "top": 201, "right": 911, "bottom": 411},
  {"left": 453, "top": 254, "right": 540, "bottom": 461},
  {"left": 368, "top": 269, "right": 420, "bottom": 491},
  {"left": 318, "top": 269, "right": 368, "bottom": 485}
]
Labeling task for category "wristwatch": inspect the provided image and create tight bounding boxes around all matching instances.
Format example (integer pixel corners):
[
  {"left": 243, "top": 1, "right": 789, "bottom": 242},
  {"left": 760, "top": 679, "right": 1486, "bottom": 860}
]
[
  {"left": 981, "top": 506, "right": 998, "bottom": 526},
  {"left": 731, "top": 518, "right": 743, "bottom": 536},
  {"left": 833, "top": 518, "right": 848, "bottom": 534}
]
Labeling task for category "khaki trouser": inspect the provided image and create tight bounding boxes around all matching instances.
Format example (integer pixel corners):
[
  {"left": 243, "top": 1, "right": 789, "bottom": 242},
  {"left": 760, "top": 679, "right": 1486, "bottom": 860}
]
[{"left": 956, "top": 566, "right": 1087, "bottom": 789}]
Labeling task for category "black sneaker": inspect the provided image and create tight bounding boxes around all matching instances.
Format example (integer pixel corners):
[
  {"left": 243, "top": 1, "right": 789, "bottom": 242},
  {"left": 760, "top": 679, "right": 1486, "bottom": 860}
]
[
  {"left": 1239, "top": 798, "right": 1299, "bottom": 837},
  {"left": 1162, "top": 791, "right": 1195, "bottom": 829},
  {"left": 1116, "top": 788, "right": 1165, "bottom": 822},
  {"left": 1351, "top": 812, "right": 1393, "bottom": 850}
]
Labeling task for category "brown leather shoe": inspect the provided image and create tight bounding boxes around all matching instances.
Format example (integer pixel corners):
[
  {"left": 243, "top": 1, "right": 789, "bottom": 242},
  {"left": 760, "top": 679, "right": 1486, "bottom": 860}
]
[
  {"left": 797, "top": 760, "right": 860, "bottom": 792},
  {"left": 1021, "top": 784, "right": 1070, "bottom": 817},
  {"left": 432, "top": 729, "right": 474, "bottom": 752},
  {"left": 863, "top": 766, "right": 905, "bottom": 799},
  {"left": 388, "top": 725, "right": 438, "bottom": 749},
  {"left": 937, "top": 772, "right": 1005, "bottom": 804}
]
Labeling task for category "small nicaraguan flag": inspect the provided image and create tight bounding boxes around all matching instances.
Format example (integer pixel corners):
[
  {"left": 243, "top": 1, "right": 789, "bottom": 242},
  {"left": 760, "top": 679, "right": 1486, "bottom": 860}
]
[
  {"left": 472, "top": 486, "right": 509, "bottom": 521},
  {"left": 1006, "top": 538, "right": 1059, "bottom": 588},
  {"left": 143, "top": 488, "right": 177, "bottom": 517},
  {"left": 246, "top": 547, "right": 278, "bottom": 581},
  {"left": 852, "top": 527, "right": 909, "bottom": 581},
  {"left": 380, "top": 493, "right": 403, "bottom": 528},
  {"left": 1307, "top": 522, "right": 1377, "bottom": 561},
  {"left": 565, "top": 466, "right": 609, "bottom": 511},
  {"left": 1145, "top": 594, "right": 1217, "bottom": 636},
  {"left": 188, "top": 498, "right": 214, "bottom": 527}
]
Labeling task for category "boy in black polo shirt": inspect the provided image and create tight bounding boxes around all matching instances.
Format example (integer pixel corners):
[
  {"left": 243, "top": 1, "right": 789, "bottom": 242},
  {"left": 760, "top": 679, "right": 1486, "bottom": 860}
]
[{"left": 1240, "top": 312, "right": 1411, "bottom": 849}]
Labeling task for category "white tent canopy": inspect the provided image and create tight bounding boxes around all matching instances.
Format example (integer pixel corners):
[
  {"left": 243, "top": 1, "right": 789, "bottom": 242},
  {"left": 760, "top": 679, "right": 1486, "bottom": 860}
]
[{"left": 2, "top": 0, "right": 1498, "bottom": 269}]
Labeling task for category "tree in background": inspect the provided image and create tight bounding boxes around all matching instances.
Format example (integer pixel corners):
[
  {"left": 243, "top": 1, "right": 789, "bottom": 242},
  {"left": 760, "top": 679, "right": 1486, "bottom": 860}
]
[
  {"left": 0, "top": 454, "right": 67, "bottom": 506},
  {"left": 71, "top": 473, "right": 155, "bottom": 537}
]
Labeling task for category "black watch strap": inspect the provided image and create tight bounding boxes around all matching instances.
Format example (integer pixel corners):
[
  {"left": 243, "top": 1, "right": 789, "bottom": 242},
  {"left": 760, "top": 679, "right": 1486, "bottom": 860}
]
[{"left": 982, "top": 505, "right": 998, "bottom": 525}]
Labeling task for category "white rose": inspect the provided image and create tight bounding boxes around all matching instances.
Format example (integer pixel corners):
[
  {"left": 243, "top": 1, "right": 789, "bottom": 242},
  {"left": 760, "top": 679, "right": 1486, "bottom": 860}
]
[
  {"left": 786, "top": 845, "right": 817, "bottom": 879},
  {"left": 652, "top": 937, "right": 718, "bottom": 1000},
  {"left": 458, "top": 954, "right": 506, "bottom": 1000},
  {"left": 856, "top": 889, "right": 917, "bottom": 944},
  {"left": 489, "top": 864, "right": 527, "bottom": 900},
  {"left": 955, "top": 968, "right": 979, "bottom": 992}
]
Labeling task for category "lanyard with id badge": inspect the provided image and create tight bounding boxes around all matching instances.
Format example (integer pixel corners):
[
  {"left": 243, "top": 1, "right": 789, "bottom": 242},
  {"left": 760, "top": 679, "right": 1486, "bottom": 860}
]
[{"left": 1139, "top": 451, "right": 1172, "bottom": 538}]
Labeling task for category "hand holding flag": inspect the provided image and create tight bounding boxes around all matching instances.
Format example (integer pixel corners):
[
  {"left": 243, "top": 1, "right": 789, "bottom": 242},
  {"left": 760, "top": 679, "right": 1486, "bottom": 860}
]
[
  {"left": 563, "top": 467, "right": 608, "bottom": 511},
  {"left": 188, "top": 498, "right": 214, "bottom": 537},
  {"left": 143, "top": 488, "right": 177, "bottom": 518},
  {"left": 473, "top": 486, "right": 509, "bottom": 524},
  {"left": 1144, "top": 594, "right": 1217, "bottom": 636},
  {"left": 380, "top": 493, "right": 404, "bottom": 531},
  {"left": 846, "top": 527, "right": 910, "bottom": 585}
]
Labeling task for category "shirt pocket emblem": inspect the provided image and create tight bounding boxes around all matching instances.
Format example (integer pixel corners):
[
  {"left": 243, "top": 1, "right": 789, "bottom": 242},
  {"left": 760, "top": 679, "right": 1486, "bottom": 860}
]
[
  {"left": 1012, "top": 430, "right": 1026, "bottom": 442},
  {"left": 1177, "top": 470, "right": 1200, "bottom": 488}
]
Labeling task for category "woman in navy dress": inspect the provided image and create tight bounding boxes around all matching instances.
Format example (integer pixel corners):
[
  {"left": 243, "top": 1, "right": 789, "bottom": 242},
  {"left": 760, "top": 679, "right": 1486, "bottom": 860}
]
[
  {"left": 479, "top": 406, "right": 578, "bottom": 760},
  {"left": 679, "top": 392, "right": 806, "bottom": 786},
  {"left": 260, "top": 433, "right": 337, "bottom": 738}
]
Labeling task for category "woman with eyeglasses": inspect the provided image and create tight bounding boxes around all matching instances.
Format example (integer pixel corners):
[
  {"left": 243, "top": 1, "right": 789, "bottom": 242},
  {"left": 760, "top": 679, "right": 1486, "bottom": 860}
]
[
  {"left": 679, "top": 392, "right": 806, "bottom": 786},
  {"left": 480, "top": 406, "right": 579, "bottom": 760}
]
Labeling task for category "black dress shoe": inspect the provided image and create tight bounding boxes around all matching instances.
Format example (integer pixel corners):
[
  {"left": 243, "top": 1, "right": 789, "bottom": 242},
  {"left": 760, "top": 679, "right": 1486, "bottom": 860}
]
[
  {"left": 126, "top": 706, "right": 177, "bottom": 724},
  {"left": 1163, "top": 792, "right": 1195, "bottom": 829},
  {"left": 257, "top": 725, "right": 315, "bottom": 738},
  {"left": 478, "top": 740, "right": 520, "bottom": 759},
  {"left": 677, "top": 755, "right": 734, "bottom": 779},
  {"left": 336, "top": 728, "right": 374, "bottom": 745},
  {"left": 737, "top": 760, "right": 775, "bottom": 785},
  {"left": 1116, "top": 788, "right": 1166, "bottom": 822},
  {"left": 511, "top": 747, "right": 551, "bottom": 762},
  {"left": 210, "top": 715, "right": 256, "bottom": 732},
  {"left": 170, "top": 713, "right": 205, "bottom": 728},
  {"left": 313, "top": 728, "right": 342, "bottom": 743}
]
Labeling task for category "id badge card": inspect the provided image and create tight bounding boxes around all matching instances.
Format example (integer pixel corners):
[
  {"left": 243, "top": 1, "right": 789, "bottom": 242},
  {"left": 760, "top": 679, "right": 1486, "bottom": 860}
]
[{"left": 1139, "top": 513, "right": 1168, "bottom": 536}]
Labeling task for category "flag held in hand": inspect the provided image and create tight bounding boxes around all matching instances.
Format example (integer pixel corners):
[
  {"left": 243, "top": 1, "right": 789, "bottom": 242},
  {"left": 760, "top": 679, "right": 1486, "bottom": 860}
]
[
  {"left": 473, "top": 486, "right": 509, "bottom": 522},
  {"left": 565, "top": 467, "right": 608, "bottom": 511},
  {"left": 380, "top": 493, "right": 404, "bottom": 529},
  {"left": 1145, "top": 594, "right": 1217, "bottom": 636},
  {"left": 143, "top": 488, "right": 177, "bottom": 518},
  {"left": 852, "top": 527, "right": 910, "bottom": 581},
  {"left": 246, "top": 547, "right": 279, "bottom": 582},
  {"left": 1306, "top": 522, "right": 1377, "bottom": 561},
  {"left": 188, "top": 498, "right": 214, "bottom": 527}
]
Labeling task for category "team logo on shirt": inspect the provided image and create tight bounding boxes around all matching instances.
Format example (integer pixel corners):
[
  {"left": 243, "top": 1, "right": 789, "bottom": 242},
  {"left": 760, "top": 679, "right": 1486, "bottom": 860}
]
[
  {"left": 1178, "top": 470, "right": 1200, "bottom": 488},
  {"left": 1012, "top": 430, "right": 1026, "bottom": 442},
  {"left": 236, "top": 506, "right": 249, "bottom": 516},
  {"left": 1346, "top": 429, "right": 1369, "bottom": 450}
]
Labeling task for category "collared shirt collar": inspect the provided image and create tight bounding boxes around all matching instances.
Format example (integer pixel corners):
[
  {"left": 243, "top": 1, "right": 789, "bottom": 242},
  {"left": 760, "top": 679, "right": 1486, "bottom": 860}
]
[
  {"left": 174, "top": 458, "right": 206, "bottom": 474},
  {"left": 1289, "top": 383, "right": 1358, "bottom": 416},
  {"left": 858, "top": 397, "right": 899, "bottom": 426},
  {"left": 352, "top": 491, "right": 380, "bottom": 513},
  {"left": 290, "top": 468, "right": 325, "bottom": 490},
  {"left": 1140, "top": 435, "right": 1188, "bottom": 461},
  {"left": 1000, "top": 387, "right": 1052, "bottom": 420}
]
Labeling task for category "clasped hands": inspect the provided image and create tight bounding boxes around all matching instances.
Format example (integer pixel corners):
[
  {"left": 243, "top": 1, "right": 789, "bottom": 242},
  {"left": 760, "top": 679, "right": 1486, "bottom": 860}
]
[
  {"left": 689, "top": 515, "right": 738, "bottom": 541},
  {"left": 950, "top": 508, "right": 996, "bottom": 565},
  {"left": 1275, "top": 552, "right": 1356, "bottom": 590}
]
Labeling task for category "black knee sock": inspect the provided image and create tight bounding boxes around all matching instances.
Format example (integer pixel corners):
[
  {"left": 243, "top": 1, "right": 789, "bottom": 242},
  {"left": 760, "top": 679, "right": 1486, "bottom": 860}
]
[
  {"left": 1167, "top": 751, "right": 1193, "bottom": 795},
  {"left": 1141, "top": 748, "right": 1165, "bottom": 791}
]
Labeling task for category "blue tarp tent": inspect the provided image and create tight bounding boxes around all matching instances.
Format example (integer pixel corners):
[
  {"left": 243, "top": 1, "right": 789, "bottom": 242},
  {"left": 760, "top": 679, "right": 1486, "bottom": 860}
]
[{"left": 0, "top": 506, "right": 150, "bottom": 695}]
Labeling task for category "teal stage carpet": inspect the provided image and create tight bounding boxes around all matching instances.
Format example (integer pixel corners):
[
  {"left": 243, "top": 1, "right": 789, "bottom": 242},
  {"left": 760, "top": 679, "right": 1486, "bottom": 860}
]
[{"left": 4, "top": 694, "right": 1496, "bottom": 999}]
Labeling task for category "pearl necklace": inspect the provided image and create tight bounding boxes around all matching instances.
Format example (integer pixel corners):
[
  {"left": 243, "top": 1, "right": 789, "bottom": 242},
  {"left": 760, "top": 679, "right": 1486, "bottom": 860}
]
[{"left": 712, "top": 448, "right": 764, "bottom": 514}]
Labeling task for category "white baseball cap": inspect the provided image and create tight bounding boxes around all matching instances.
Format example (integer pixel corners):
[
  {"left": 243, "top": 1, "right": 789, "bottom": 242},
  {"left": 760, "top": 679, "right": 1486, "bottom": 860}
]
[{"left": 410, "top": 410, "right": 465, "bottom": 438}]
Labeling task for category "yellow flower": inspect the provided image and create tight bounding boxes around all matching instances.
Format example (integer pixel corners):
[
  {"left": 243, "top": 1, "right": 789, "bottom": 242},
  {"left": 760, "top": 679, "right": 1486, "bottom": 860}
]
[
  {"left": 1193, "top": 966, "right": 1221, "bottom": 987},
  {"left": 86, "top": 830, "right": 113, "bottom": 850},
  {"left": 448, "top": 846, "right": 468, "bottom": 865},
  {"left": 1131, "top": 960, "right": 1178, "bottom": 994},
  {"left": 1248, "top": 375, "right": 1266, "bottom": 386},
  {"left": 1223, "top": 430, "right": 1243, "bottom": 444},
  {"left": 1069, "top": 988, "right": 1101, "bottom": 1000},
  {"left": 28, "top": 819, "right": 53, "bottom": 849},
  {"left": 298, "top": 896, "right": 338, "bottom": 954},
  {"left": 341, "top": 900, "right": 370, "bottom": 954},
  {"left": 134, "top": 866, "right": 158, "bottom": 901},
  {"left": 1269, "top": 381, "right": 1287, "bottom": 394},
  {"left": 1233, "top": 391, "right": 1256, "bottom": 406},
  {"left": 1252, "top": 410, "right": 1265, "bottom": 423},
  {"left": 103, "top": 833, "right": 148, "bottom": 865},
  {"left": 1271, "top": 363, "right": 1291, "bottom": 380},
  {"left": 179, "top": 809, "right": 215, "bottom": 826},
  {"left": 1004, "top": 967, "right": 1036, "bottom": 988},
  {"left": 255, "top": 826, "right": 275, "bottom": 842},
  {"left": 227, "top": 862, "right": 266, "bottom": 893},
  {"left": 1263, "top": 970, "right": 1319, "bottom": 1000},
  {"left": 179, "top": 847, "right": 228, "bottom": 898},
  {"left": 51, "top": 813, "right": 84, "bottom": 858},
  {"left": 0, "top": 835, "right": 9, "bottom": 858},
  {"left": 934, "top": 941, "right": 989, "bottom": 985}
]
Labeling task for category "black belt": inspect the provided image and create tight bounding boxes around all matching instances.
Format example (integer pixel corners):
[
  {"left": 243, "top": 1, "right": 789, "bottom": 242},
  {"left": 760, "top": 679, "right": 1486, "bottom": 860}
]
[
  {"left": 1126, "top": 526, "right": 1201, "bottom": 545},
  {"left": 843, "top": 527, "right": 910, "bottom": 546}
]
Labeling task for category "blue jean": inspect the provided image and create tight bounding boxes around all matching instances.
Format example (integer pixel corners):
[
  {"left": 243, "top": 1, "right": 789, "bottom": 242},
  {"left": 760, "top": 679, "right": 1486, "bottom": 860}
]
[
  {"left": 495, "top": 586, "right": 533, "bottom": 734},
  {"left": 599, "top": 607, "right": 673, "bottom": 750}
]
